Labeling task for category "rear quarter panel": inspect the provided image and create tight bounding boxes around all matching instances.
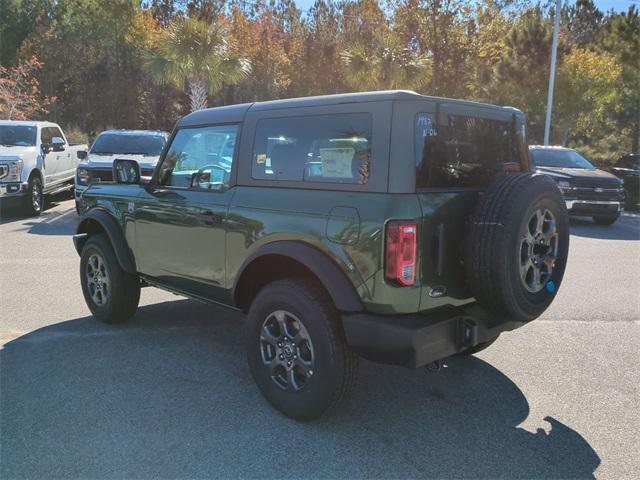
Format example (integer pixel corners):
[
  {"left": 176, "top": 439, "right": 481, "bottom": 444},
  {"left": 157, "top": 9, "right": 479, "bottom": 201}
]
[{"left": 227, "top": 187, "right": 424, "bottom": 314}]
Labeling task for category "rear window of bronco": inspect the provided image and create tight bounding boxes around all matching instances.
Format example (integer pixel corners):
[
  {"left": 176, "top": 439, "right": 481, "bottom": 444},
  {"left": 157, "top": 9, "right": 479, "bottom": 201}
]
[
  {"left": 252, "top": 113, "right": 372, "bottom": 185},
  {"left": 415, "top": 113, "right": 517, "bottom": 189}
]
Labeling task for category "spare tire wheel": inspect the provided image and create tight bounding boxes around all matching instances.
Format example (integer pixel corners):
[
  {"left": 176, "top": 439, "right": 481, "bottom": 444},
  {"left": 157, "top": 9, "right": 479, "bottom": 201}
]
[{"left": 466, "top": 173, "right": 569, "bottom": 322}]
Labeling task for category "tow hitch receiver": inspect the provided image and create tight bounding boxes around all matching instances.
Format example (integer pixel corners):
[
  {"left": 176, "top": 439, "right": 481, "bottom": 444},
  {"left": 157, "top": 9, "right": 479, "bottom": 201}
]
[{"left": 460, "top": 317, "right": 478, "bottom": 348}]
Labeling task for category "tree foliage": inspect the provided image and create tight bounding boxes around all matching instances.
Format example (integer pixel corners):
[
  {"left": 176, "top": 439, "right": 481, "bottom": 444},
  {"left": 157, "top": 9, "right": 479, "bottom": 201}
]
[
  {"left": 145, "top": 17, "right": 251, "bottom": 111},
  {"left": 1, "top": 0, "right": 637, "bottom": 162},
  {"left": 0, "top": 55, "right": 56, "bottom": 119}
]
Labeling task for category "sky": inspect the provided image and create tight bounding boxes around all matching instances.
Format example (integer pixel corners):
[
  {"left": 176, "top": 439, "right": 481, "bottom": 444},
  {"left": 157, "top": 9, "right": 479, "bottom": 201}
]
[{"left": 292, "top": 0, "right": 636, "bottom": 14}]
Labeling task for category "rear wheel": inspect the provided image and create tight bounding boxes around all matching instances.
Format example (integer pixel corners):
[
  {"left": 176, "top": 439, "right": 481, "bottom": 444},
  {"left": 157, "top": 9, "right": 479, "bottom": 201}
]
[
  {"left": 23, "top": 176, "right": 43, "bottom": 216},
  {"left": 467, "top": 173, "right": 570, "bottom": 322},
  {"left": 80, "top": 234, "right": 140, "bottom": 324},
  {"left": 592, "top": 214, "right": 618, "bottom": 226},
  {"left": 246, "top": 278, "right": 358, "bottom": 420}
]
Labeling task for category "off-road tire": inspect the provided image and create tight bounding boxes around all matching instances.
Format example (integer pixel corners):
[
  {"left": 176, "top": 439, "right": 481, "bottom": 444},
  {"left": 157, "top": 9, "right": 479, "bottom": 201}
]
[
  {"left": 80, "top": 234, "right": 140, "bottom": 324},
  {"left": 592, "top": 214, "right": 618, "bottom": 226},
  {"left": 467, "top": 173, "right": 569, "bottom": 322},
  {"left": 23, "top": 175, "right": 43, "bottom": 216},
  {"left": 246, "top": 278, "right": 358, "bottom": 420},
  {"left": 457, "top": 336, "right": 499, "bottom": 356}
]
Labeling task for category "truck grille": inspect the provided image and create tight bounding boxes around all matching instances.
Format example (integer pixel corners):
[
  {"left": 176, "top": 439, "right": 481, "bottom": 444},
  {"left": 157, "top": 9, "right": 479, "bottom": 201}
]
[
  {"left": 569, "top": 180, "right": 623, "bottom": 202},
  {"left": 87, "top": 167, "right": 154, "bottom": 183}
]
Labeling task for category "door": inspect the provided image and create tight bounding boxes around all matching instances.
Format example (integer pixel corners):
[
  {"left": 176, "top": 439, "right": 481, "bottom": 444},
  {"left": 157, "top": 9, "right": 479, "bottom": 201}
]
[
  {"left": 40, "top": 127, "right": 61, "bottom": 184},
  {"left": 394, "top": 101, "right": 523, "bottom": 307},
  {"left": 134, "top": 123, "right": 239, "bottom": 303},
  {"left": 49, "top": 125, "right": 75, "bottom": 180}
]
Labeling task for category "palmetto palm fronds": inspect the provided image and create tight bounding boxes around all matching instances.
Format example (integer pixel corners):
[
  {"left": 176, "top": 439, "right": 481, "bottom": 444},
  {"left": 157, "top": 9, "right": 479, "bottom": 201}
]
[
  {"left": 341, "top": 36, "right": 432, "bottom": 92},
  {"left": 145, "top": 18, "right": 251, "bottom": 111}
]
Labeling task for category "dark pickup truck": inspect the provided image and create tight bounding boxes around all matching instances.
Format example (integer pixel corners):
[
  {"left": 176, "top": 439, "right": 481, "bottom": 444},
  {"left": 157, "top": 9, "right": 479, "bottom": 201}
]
[{"left": 529, "top": 146, "right": 625, "bottom": 226}]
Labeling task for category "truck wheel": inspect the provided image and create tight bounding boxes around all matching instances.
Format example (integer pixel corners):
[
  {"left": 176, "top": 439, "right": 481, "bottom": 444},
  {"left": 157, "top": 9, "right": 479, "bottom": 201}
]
[
  {"left": 592, "top": 214, "right": 618, "bottom": 226},
  {"left": 24, "top": 176, "right": 43, "bottom": 216},
  {"left": 80, "top": 234, "right": 140, "bottom": 324},
  {"left": 457, "top": 336, "right": 499, "bottom": 356},
  {"left": 467, "top": 173, "right": 569, "bottom": 323},
  {"left": 246, "top": 278, "right": 358, "bottom": 420}
]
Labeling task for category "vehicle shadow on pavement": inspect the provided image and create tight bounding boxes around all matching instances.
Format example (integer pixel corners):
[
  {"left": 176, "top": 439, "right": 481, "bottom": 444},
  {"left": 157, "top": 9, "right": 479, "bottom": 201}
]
[
  {"left": 1, "top": 299, "right": 600, "bottom": 479},
  {"left": 569, "top": 216, "right": 640, "bottom": 241},
  {"left": 0, "top": 194, "right": 75, "bottom": 229},
  {"left": 20, "top": 207, "right": 80, "bottom": 236}
]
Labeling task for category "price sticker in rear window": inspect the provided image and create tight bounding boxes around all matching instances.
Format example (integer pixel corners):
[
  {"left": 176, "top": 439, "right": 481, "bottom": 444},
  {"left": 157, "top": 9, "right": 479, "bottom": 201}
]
[{"left": 319, "top": 147, "right": 355, "bottom": 179}]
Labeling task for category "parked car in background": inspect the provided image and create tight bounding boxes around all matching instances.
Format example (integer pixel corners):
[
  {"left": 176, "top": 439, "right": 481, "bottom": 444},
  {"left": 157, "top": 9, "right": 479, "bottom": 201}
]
[
  {"left": 610, "top": 153, "right": 639, "bottom": 211},
  {"left": 73, "top": 91, "right": 570, "bottom": 419},
  {"left": 529, "top": 145, "right": 624, "bottom": 226},
  {"left": 75, "top": 130, "right": 169, "bottom": 213},
  {"left": 0, "top": 121, "right": 88, "bottom": 215}
]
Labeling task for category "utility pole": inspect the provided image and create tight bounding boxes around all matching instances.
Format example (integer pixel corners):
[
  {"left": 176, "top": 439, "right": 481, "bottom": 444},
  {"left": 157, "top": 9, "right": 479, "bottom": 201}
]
[{"left": 544, "top": 0, "right": 561, "bottom": 145}]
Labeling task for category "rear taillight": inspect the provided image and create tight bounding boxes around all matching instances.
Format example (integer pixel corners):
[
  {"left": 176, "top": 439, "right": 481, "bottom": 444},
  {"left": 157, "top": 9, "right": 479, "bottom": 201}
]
[{"left": 385, "top": 221, "right": 417, "bottom": 286}]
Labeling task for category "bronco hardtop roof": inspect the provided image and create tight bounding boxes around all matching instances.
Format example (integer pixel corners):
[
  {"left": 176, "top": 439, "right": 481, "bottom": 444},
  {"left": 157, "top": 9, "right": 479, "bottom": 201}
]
[
  {"left": 178, "top": 90, "right": 522, "bottom": 128},
  {"left": 98, "top": 129, "right": 169, "bottom": 137}
]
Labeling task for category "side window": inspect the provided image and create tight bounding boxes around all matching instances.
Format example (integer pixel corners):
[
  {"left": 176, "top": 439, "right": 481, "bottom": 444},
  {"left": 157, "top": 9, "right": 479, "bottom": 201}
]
[
  {"left": 159, "top": 124, "right": 238, "bottom": 190},
  {"left": 416, "top": 113, "right": 517, "bottom": 188},
  {"left": 252, "top": 113, "right": 372, "bottom": 185},
  {"left": 40, "top": 127, "right": 53, "bottom": 144},
  {"left": 50, "top": 127, "right": 64, "bottom": 142}
]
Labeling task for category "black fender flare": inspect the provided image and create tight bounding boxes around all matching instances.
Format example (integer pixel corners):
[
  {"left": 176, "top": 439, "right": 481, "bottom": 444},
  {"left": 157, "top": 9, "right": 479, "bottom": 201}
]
[
  {"left": 232, "top": 241, "right": 364, "bottom": 313},
  {"left": 73, "top": 209, "right": 136, "bottom": 274}
]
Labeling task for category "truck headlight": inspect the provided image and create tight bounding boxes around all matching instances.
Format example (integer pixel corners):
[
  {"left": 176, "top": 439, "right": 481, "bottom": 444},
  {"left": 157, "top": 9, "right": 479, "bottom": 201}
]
[
  {"left": 557, "top": 180, "right": 571, "bottom": 192},
  {"left": 3, "top": 160, "right": 23, "bottom": 182},
  {"left": 77, "top": 168, "right": 90, "bottom": 186}
]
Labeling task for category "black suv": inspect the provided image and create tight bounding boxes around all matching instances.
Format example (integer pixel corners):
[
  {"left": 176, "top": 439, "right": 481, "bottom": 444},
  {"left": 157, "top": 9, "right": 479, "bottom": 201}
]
[
  {"left": 74, "top": 91, "right": 570, "bottom": 419},
  {"left": 611, "top": 153, "right": 639, "bottom": 211}
]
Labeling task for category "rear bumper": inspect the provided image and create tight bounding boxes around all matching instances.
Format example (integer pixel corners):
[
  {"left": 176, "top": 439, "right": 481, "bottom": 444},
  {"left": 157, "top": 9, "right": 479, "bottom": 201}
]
[
  {"left": 565, "top": 200, "right": 620, "bottom": 216},
  {"left": 342, "top": 304, "right": 526, "bottom": 368}
]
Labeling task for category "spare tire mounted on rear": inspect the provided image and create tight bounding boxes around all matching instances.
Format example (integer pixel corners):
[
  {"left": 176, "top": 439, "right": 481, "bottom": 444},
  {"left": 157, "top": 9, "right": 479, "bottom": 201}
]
[{"left": 466, "top": 173, "right": 570, "bottom": 323}]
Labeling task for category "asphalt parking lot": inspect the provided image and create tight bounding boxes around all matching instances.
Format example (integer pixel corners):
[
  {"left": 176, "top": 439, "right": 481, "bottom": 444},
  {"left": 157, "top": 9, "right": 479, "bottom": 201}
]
[{"left": 1, "top": 196, "right": 639, "bottom": 479}]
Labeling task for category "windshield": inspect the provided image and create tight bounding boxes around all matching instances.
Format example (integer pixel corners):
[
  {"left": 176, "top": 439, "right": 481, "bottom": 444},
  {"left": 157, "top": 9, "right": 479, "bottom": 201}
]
[
  {"left": 91, "top": 133, "right": 166, "bottom": 156},
  {"left": 0, "top": 125, "right": 37, "bottom": 146},
  {"left": 531, "top": 149, "right": 595, "bottom": 170}
]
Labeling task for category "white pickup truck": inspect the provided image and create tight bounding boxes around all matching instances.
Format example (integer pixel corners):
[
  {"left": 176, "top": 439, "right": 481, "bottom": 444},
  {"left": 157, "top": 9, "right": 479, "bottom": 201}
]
[{"left": 0, "top": 120, "right": 88, "bottom": 215}]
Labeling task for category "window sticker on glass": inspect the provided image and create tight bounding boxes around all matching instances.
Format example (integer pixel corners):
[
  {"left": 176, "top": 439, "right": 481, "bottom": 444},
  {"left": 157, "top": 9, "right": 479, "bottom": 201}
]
[
  {"left": 256, "top": 153, "right": 267, "bottom": 164},
  {"left": 417, "top": 113, "right": 437, "bottom": 138},
  {"left": 319, "top": 147, "right": 355, "bottom": 178}
]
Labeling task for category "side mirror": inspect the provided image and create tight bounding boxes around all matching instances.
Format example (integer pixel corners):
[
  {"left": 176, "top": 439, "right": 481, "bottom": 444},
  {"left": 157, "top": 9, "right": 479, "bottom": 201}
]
[
  {"left": 41, "top": 143, "right": 52, "bottom": 154},
  {"left": 190, "top": 165, "right": 226, "bottom": 190},
  {"left": 113, "top": 158, "right": 141, "bottom": 184},
  {"left": 52, "top": 136, "right": 65, "bottom": 151},
  {"left": 77, "top": 150, "right": 88, "bottom": 160},
  {"left": 191, "top": 170, "right": 211, "bottom": 189}
]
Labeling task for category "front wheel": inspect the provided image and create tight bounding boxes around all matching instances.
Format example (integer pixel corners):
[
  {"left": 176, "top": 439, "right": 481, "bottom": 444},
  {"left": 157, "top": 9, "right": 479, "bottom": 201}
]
[
  {"left": 23, "top": 176, "right": 43, "bottom": 216},
  {"left": 592, "top": 214, "right": 618, "bottom": 226},
  {"left": 246, "top": 278, "right": 358, "bottom": 420},
  {"left": 80, "top": 234, "right": 140, "bottom": 324}
]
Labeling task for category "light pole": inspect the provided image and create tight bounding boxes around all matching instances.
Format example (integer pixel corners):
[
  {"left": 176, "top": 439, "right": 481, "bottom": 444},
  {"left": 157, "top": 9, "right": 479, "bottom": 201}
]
[{"left": 544, "top": 0, "right": 561, "bottom": 145}]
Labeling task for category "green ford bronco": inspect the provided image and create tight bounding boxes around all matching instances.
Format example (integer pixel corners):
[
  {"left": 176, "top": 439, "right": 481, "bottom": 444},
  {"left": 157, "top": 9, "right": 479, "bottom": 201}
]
[{"left": 74, "top": 91, "right": 569, "bottom": 419}]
